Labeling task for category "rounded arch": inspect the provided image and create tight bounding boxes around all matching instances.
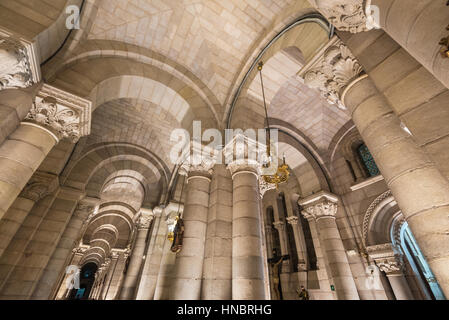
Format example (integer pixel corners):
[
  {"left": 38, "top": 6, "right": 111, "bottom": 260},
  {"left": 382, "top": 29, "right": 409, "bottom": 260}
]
[
  {"left": 225, "top": 13, "right": 331, "bottom": 128},
  {"left": 47, "top": 53, "right": 220, "bottom": 129},
  {"left": 362, "top": 191, "right": 403, "bottom": 247}
]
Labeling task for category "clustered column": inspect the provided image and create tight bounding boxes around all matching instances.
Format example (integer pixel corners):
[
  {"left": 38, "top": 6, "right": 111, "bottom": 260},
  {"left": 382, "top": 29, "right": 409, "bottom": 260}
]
[{"left": 299, "top": 191, "right": 359, "bottom": 300}]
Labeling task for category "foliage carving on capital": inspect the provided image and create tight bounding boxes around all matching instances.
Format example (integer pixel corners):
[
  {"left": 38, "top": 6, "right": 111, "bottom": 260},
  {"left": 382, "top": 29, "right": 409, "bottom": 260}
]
[
  {"left": 314, "top": 0, "right": 379, "bottom": 34},
  {"left": 286, "top": 216, "right": 299, "bottom": 225},
  {"left": 0, "top": 37, "right": 34, "bottom": 90},
  {"left": 300, "top": 37, "right": 364, "bottom": 110},
  {"left": 303, "top": 199, "right": 338, "bottom": 220},
  {"left": 23, "top": 84, "right": 91, "bottom": 143},
  {"left": 25, "top": 96, "right": 81, "bottom": 143},
  {"left": 259, "top": 176, "right": 276, "bottom": 198},
  {"left": 366, "top": 243, "right": 404, "bottom": 275},
  {"left": 138, "top": 211, "right": 153, "bottom": 229}
]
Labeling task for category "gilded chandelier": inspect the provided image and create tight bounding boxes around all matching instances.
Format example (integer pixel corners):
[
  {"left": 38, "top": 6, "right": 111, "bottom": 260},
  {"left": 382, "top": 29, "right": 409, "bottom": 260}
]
[{"left": 258, "top": 61, "right": 290, "bottom": 189}]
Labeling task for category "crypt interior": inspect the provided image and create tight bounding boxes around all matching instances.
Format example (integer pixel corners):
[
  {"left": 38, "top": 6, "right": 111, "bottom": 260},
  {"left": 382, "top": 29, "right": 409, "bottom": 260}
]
[{"left": 0, "top": 0, "right": 448, "bottom": 300}]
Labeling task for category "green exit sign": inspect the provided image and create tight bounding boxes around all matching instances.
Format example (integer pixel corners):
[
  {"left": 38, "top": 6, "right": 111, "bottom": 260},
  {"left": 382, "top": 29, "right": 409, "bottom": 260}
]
[{"left": 330, "top": 285, "right": 335, "bottom": 291}]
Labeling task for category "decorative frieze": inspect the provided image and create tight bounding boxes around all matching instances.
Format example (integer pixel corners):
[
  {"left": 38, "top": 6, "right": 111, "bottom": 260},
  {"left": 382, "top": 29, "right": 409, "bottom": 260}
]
[
  {"left": 23, "top": 84, "right": 92, "bottom": 143},
  {"left": 0, "top": 28, "right": 41, "bottom": 90},
  {"left": 312, "top": 0, "right": 379, "bottom": 34},
  {"left": 298, "top": 36, "right": 364, "bottom": 110}
]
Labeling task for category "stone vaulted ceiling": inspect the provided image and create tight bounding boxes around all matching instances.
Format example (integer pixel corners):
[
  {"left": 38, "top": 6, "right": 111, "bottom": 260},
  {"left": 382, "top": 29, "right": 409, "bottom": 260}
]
[{"left": 87, "top": 0, "right": 298, "bottom": 117}]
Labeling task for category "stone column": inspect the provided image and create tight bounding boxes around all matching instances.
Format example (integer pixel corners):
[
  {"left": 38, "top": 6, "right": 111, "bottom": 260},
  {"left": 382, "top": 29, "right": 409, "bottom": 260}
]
[
  {"left": 31, "top": 199, "right": 98, "bottom": 300},
  {"left": 154, "top": 204, "right": 182, "bottom": 300},
  {"left": 286, "top": 216, "right": 308, "bottom": 272},
  {"left": 170, "top": 162, "right": 212, "bottom": 300},
  {"left": 0, "top": 84, "right": 91, "bottom": 220},
  {"left": 201, "top": 164, "right": 233, "bottom": 300},
  {"left": 0, "top": 172, "right": 58, "bottom": 257},
  {"left": 228, "top": 161, "right": 266, "bottom": 300},
  {"left": 367, "top": 243, "right": 414, "bottom": 300},
  {"left": 135, "top": 207, "right": 165, "bottom": 300},
  {"left": 0, "top": 31, "right": 41, "bottom": 145},
  {"left": 299, "top": 191, "right": 359, "bottom": 300},
  {"left": 119, "top": 208, "right": 153, "bottom": 300},
  {"left": 301, "top": 37, "right": 449, "bottom": 297},
  {"left": 309, "top": 0, "right": 449, "bottom": 89},
  {"left": 100, "top": 252, "right": 119, "bottom": 300}
]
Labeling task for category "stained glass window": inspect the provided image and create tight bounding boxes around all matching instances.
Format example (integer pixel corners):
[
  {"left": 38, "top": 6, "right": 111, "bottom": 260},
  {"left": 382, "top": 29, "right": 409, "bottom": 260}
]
[{"left": 357, "top": 144, "right": 380, "bottom": 177}]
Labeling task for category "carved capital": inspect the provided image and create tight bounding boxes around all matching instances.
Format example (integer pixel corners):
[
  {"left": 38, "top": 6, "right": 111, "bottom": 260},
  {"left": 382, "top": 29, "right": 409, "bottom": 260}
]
[
  {"left": 178, "top": 141, "right": 217, "bottom": 178},
  {"left": 299, "top": 191, "right": 339, "bottom": 220},
  {"left": 0, "top": 28, "right": 40, "bottom": 91},
  {"left": 286, "top": 216, "right": 299, "bottom": 225},
  {"left": 313, "top": 0, "right": 379, "bottom": 34},
  {"left": 366, "top": 243, "right": 404, "bottom": 275},
  {"left": 273, "top": 221, "right": 285, "bottom": 231},
  {"left": 299, "top": 36, "right": 364, "bottom": 110},
  {"left": 23, "top": 84, "right": 91, "bottom": 143},
  {"left": 259, "top": 176, "right": 276, "bottom": 198},
  {"left": 137, "top": 208, "right": 154, "bottom": 229}
]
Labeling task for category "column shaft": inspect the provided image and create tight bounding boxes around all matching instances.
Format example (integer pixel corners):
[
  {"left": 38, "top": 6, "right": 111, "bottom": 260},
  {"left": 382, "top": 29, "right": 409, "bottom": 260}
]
[
  {"left": 201, "top": 164, "right": 233, "bottom": 300},
  {"left": 170, "top": 174, "right": 210, "bottom": 300},
  {"left": 0, "top": 124, "right": 57, "bottom": 220},
  {"left": 315, "top": 216, "right": 359, "bottom": 300},
  {"left": 387, "top": 273, "right": 414, "bottom": 300},
  {"left": 345, "top": 76, "right": 449, "bottom": 297},
  {"left": 232, "top": 170, "right": 265, "bottom": 300},
  {"left": 119, "top": 225, "right": 150, "bottom": 300},
  {"left": 30, "top": 202, "right": 94, "bottom": 300}
]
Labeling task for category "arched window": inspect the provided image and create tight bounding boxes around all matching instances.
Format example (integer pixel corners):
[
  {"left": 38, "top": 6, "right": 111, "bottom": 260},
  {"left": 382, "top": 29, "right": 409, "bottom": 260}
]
[{"left": 357, "top": 143, "right": 380, "bottom": 177}]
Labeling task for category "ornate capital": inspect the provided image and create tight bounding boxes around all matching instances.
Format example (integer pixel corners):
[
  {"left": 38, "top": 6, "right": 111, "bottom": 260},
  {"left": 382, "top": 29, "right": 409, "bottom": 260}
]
[
  {"left": 137, "top": 208, "right": 154, "bottom": 229},
  {"left": 286, "top": 216, "right": 299, "bottom": 225},
  {"left": 299, "top": 191, "right": 339, "bottom": 220},
  {"left": 259, "top": 176, "right": 276, "bottom": 198},
  {"left": 178, "top": 141, "right": 216, "bottom": 178},
  {"left": 20, "top": 172, "right": 59, "bottom": 202},
  {"left": 273, "top": 221, "right": 285, "bottom": 231},
  {"left": 0, "top": 28, "right": 40, "bottom": 91},
  {"left": 366, "top": 243, "right": 404, "bottom": 275},
  {"left": 298, "top": 36, "right": 364, "bottom": 110},
  {"left": 23, "top": 84, "right": 91, "bottom": 143},
  {"left": 223, "top": 133, "right": 267, "bottom": 178},
  {"left": 312, "top": 0, "right": 379, "bottom": 34}
]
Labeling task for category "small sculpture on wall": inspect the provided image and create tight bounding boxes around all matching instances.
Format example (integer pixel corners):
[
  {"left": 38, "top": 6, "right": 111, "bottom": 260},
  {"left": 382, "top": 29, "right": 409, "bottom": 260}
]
[{"left": 171, "top": 216, "right": 185, "bottom": 253}]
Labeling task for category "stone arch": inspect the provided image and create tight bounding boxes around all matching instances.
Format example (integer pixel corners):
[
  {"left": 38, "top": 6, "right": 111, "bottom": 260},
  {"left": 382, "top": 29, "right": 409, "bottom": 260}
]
[
  {"left": 47, "top": 53, "right": 220, "bottom": 130},
  {"left": 226, "top": 13, "right": 330, "bottom": 127},
  {"left": 362, "top": 191, "right": 404, "bottom": 247},
  {"left": 61, "top": 143, "right": 170, "bottom": 205}
]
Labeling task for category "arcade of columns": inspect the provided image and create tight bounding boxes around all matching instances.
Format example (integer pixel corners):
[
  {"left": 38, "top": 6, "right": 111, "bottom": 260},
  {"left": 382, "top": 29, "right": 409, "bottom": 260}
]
[{"left": 0, "top": 0, "right": 448, "bottom": 300}]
